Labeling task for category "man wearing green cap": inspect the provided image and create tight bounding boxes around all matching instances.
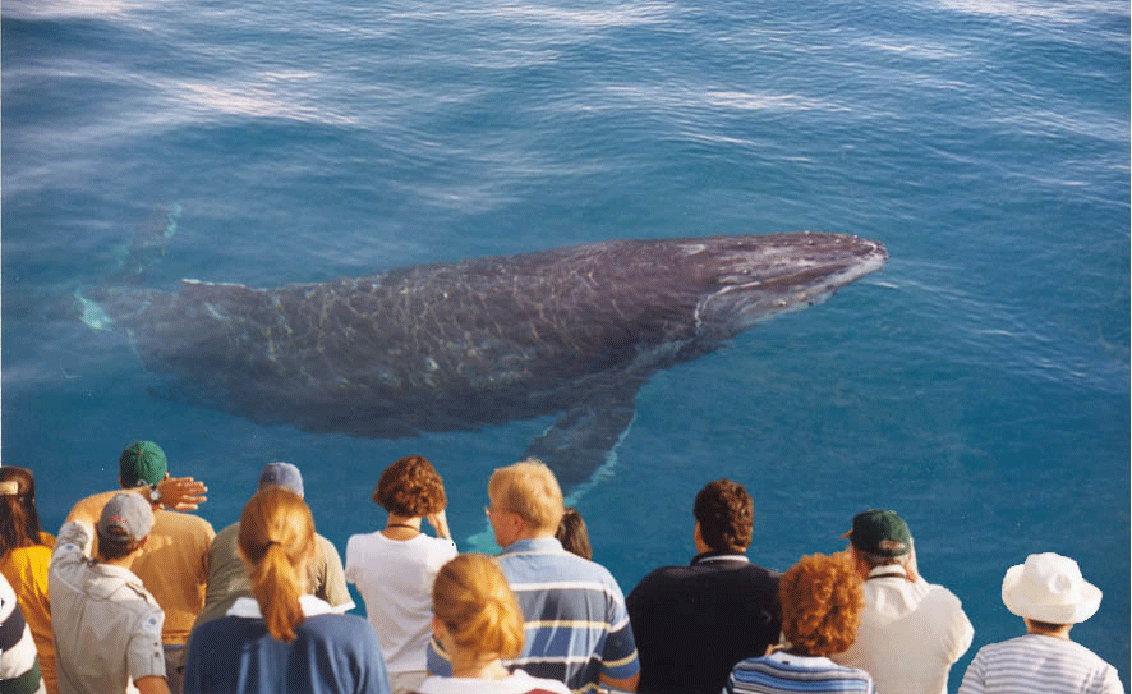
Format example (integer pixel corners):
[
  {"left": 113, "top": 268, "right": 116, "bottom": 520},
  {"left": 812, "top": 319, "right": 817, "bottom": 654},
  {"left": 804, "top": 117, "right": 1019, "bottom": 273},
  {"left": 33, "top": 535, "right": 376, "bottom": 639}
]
[
  {"left": 829, "top": 509, "right": 973, "bottom": 694},
  {"left": 66, "top": 441, "right": 214, "bottom": 694}
]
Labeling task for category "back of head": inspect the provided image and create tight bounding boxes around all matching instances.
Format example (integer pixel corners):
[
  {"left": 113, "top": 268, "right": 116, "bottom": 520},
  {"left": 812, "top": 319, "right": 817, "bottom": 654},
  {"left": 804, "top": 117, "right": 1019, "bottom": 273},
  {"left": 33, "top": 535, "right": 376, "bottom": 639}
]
[
  {"left": 258, "top": 461, "right": 305, "bottom": 497},
  {"left": 238, "top": 487, "right": 316, "bottom": 643},
  {"left": 694, "top": 479, "right": 753, "bottom": 552},
  {"left": 556, "top": 507, "right": 593, "bottom": 560},
  {"left": 846, "top": 509, "right": 911, "bottom": 569},
  {"left": 374, "top": 454, "right": 447, "bottom": 517},
  {"left": 779, "top": 552, "right": 863, "bottom": 657},
  {"left": 488, "top": 459, "right": 563, "bottom": 533},
  {"left": 0, "top": 467, "right": 43, "bottom": 555},
  {"left": 432, "top": 554, "right": 524, "bottom": 660},
  {"left": 96, "top": 491, "right": 154, "bottom": 561},
  {"left": 119, "top": 440, "right": 168, "bottom": 487}
]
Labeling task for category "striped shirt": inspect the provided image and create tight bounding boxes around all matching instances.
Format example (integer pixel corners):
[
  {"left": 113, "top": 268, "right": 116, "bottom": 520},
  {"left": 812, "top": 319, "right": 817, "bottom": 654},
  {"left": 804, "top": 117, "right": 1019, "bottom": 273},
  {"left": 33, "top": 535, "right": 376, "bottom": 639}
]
[
  {"left": 0, "top": 573, "right": 46, "bottom": 694},
  {"left": 726, "top": 652, "right": 875, "bottom": 693},
  {"left": 428, "top": 538, "right": 639, "bottom": 694},
  {"left": 958, "top": 634, "right": 1123, "bottom": 694}
]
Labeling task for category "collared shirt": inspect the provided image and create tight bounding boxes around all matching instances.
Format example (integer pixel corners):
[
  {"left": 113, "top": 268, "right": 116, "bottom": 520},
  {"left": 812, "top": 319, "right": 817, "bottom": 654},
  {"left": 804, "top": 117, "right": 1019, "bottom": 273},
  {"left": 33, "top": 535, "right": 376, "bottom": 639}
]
[
  {"left": 49, "top": 522, "right": 166, "bottom": 694},
  {"left": 627, "top": 550, "right": 781, "bottom": 694},
  {"left": 69, "top": 493, "right": 215, "bottom": 646},
  {"left": 829, "top": 564, "right": 974, "bottom": 694},
  {"left": 428, "top": 537, "right": 639, "bottom": 694}
]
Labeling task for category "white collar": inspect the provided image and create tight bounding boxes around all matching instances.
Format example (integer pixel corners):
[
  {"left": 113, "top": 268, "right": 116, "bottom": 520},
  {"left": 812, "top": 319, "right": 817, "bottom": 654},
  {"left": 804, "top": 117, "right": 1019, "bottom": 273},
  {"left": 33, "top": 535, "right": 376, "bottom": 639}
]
[
  {"left": 227, "top": 595, "right": 340, "bottom": 619},
  {"left": 867, "top": 564, "right": 908, "bottom": 579}
]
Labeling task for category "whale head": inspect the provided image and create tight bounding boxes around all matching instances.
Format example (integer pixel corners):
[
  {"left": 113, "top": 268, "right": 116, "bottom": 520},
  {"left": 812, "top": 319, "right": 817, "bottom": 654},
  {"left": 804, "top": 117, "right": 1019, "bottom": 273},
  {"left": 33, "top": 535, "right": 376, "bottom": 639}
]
[{"left": 688, "top": 232, "right": 888, "bottom": 338}]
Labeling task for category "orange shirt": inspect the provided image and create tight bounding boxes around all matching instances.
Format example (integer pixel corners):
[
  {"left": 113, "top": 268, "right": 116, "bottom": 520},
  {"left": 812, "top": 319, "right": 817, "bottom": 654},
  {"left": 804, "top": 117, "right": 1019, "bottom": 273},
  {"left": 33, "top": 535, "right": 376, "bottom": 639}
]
[
  {"left": 69, "top": 491, "right": 215, "bottom": 645},
  {"left": 1, "top": 540, "right": 57, "bottom": 694}
]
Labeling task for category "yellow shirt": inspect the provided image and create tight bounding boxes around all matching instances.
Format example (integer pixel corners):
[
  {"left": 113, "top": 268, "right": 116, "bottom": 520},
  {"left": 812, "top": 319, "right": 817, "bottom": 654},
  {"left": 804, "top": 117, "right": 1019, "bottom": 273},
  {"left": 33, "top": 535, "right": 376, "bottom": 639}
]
[
  {"left": 1, "top": 541, "right": 56, "bottom": 694},
  {"left": 69, "top": 491, "right": 215, "bottom": 645}
]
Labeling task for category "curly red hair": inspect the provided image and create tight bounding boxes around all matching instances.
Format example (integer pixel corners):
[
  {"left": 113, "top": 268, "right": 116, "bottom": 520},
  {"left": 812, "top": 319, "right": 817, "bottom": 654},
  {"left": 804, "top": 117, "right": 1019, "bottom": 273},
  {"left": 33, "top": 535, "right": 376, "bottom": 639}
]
[
  {"left": 374, "top": 455, "right": 447, "bottom": 517},
  {"left": 779, "top": 552, "right": 863, "bottom": 656}
]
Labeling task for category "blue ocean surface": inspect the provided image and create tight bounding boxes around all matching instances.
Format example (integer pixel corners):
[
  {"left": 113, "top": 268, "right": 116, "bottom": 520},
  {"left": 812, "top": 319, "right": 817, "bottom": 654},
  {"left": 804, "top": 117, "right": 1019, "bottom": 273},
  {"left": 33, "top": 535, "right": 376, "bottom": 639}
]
[{"left": 2, "top": 0, "right": 1128, "bottom": 689}]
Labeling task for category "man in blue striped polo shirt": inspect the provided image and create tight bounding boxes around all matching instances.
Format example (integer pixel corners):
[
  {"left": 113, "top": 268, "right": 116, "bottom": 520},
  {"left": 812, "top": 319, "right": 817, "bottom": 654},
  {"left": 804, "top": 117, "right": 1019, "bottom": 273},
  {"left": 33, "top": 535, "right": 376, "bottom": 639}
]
[{"left": 428, "top": 460, "right": 639, "bottom": 693}]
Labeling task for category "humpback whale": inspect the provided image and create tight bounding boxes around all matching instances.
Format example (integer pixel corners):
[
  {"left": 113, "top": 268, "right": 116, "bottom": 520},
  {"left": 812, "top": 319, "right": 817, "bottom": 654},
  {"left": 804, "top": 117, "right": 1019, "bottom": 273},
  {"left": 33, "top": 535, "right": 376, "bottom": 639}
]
[{"left": 83, "top": 232, "right": 887, "bottom": 485}]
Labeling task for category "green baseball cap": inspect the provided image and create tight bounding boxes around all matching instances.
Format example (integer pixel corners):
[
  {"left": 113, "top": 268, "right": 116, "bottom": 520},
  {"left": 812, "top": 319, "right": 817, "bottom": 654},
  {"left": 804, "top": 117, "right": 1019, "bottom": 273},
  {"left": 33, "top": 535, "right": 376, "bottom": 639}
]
[
  {"left": 845, "top": 509, "right": 911, "bottom": 556},
  {"left": 119, "top": 441, "right": 168, "bottom": 487}
]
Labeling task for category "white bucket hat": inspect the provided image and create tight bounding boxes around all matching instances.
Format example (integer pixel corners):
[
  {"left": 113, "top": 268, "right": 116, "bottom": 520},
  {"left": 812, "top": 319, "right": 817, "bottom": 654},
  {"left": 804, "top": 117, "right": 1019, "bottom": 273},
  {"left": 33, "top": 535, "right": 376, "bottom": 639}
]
[{"left": 1001, "top": 552, "right": 1102, "bottom": 624}]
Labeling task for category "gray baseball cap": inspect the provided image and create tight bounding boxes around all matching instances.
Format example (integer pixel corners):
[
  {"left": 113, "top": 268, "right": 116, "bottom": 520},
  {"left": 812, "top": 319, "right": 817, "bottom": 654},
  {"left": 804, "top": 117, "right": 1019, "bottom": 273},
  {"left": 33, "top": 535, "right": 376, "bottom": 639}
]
[
  {"left": 97, "top": 491, "right": 154, "bottom": 542},
  {"left": 258, "top": 461, "right": 304, "bottom": 497}
]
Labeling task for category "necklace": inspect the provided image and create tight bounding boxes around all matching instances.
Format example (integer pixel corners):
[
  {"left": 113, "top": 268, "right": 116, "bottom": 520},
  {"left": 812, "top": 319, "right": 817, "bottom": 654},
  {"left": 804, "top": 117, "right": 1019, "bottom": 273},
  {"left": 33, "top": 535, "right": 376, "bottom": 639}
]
[{"left": 386, "top": 522, "right": 418, "bottom": 531}]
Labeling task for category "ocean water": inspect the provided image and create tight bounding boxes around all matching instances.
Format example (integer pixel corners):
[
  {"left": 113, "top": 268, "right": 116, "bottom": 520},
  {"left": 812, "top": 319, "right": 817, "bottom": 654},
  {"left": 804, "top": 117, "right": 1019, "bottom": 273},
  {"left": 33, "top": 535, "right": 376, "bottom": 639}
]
[{"left": 2, "top": 0, "right": 1128, "bottom": 688}]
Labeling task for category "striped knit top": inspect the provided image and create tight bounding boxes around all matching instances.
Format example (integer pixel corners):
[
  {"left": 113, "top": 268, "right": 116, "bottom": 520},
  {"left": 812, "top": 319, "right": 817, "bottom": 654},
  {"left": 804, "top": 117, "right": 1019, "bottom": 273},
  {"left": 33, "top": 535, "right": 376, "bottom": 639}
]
[
  {"left": 958, "top": 633, "right": 1123, "bottom": 694},
  {"left": 0, "top": 573, "right": 45, "bottom": 694},
  {"left": 725, "top": 651, "right": 875, "bottom": 693}
]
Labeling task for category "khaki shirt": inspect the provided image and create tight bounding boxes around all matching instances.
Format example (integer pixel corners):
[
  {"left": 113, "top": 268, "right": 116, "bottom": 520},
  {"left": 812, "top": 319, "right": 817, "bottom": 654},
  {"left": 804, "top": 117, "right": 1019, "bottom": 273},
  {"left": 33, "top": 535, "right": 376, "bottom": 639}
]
[
  {"left": 69, "top": 492, "right": 215, "bottom": 645},
  {"left": 49, "top": 522, "right": 166, "bottom": 694},
  {"left": 193, "top": 522, "right": 353, "bottom": 628}
]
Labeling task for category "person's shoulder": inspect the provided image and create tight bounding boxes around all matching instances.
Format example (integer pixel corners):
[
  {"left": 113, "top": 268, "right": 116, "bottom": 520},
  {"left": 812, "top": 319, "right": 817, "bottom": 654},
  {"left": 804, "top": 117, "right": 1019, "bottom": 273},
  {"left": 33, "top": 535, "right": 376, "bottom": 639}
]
[
  {"left": 68, "top": 491, "right": 112, "bottom": 520},
  {"left": 302, "top": 613, "right": 384, "bottom": 649},
  {"left": 315, "top": 533, "right": 341, "bottom": 557},
  {"left": 921, "top": 581, "right": 970, "bottom": 611},
  {"left": 156, "top": 508, "right": 215, "bottom": 537},
  {"left": 345, "top": 531, "right": 382, "bottom": 551}
]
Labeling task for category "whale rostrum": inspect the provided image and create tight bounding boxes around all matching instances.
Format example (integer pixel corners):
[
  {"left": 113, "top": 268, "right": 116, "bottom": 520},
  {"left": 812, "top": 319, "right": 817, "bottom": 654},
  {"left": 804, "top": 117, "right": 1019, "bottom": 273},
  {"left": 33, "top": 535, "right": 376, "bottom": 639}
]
[{"left": 83, "top": 232, "right": 887, "bottom": 485}]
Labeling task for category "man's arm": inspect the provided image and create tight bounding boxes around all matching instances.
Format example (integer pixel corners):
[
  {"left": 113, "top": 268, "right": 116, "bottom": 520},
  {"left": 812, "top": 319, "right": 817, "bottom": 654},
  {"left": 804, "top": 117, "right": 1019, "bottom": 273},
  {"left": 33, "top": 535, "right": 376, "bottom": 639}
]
[
  {"left": 134, "top": 675, "right": 171, "bottom": 694},
  {"left": 66, "top": 476, "right": 208, "bottom": 525},
  {"left": 52, "top": 520, "right": 95, "bottom": 564}
]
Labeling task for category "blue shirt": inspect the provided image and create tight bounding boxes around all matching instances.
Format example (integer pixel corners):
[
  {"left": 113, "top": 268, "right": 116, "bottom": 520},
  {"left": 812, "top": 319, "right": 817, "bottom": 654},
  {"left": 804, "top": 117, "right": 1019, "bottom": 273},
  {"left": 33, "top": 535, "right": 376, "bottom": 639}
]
[
  {"left": 184, "top": 611, "right": 390, "bottom": 694},
  {"left": 428, "top": 538, "right": 639, "bottom": 694}
]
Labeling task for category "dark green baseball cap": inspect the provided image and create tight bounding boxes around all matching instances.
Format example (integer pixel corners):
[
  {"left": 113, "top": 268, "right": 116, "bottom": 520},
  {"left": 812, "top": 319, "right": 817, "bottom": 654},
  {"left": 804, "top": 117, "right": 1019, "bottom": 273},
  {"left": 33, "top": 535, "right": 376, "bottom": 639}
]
[
  {"left": 119, "top": 441, "right": 168, "bottom": 487},
  {"left": 845, "top": 509, "right": 911, "bottom": 556}
]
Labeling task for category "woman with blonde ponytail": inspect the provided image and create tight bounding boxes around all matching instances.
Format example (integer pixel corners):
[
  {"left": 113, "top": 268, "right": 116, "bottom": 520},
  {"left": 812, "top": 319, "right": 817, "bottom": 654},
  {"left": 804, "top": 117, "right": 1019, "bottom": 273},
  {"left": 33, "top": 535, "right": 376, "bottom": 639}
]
[
  {"left": 183, "top": 487, "right": 391, "bottom": 694},
  {"left": 417, "top": 554, "right": 570, "bottom": 694}
]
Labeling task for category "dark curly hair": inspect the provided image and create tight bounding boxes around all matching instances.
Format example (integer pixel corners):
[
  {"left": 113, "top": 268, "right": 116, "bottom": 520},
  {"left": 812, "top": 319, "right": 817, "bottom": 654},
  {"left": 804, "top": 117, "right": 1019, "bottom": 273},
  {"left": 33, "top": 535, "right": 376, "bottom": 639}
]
[
  {"left": 693, "top": 479, "right": 753, "bottom": 552},
  {"left": 779, "top": 552, "right": 863, "bottom": 656},
  {"left": 374, "top": 455, "right": 447, "bottom": 517}
]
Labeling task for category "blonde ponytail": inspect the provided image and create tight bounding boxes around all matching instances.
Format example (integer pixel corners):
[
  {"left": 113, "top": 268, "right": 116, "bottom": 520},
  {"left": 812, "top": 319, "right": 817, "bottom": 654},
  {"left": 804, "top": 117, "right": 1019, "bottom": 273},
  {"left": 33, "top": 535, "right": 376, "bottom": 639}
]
[
  {"left": 432, "top": 554, "right": 524, "bottom": 660},
  {"left": 238, "top": 487, "right": 315, "bottom": 643}
]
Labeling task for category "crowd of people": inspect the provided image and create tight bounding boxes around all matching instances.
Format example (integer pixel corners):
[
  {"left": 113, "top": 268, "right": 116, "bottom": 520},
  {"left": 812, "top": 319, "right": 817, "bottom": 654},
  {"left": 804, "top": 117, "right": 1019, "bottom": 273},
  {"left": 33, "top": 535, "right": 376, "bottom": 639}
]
[{"left": 0, "top": 441, "right": 1124, "bottom": 694}]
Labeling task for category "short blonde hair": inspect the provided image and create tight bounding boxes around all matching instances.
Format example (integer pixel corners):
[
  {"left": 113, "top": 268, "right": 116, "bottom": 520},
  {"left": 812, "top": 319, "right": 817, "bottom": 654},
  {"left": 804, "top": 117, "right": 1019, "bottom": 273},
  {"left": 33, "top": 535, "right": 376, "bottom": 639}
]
[
  {"left": 433, "top": 554, "right": 524, "bottom": 659},
  {"left": 488, "top": 459, "right": 563, "bottom": 533}
]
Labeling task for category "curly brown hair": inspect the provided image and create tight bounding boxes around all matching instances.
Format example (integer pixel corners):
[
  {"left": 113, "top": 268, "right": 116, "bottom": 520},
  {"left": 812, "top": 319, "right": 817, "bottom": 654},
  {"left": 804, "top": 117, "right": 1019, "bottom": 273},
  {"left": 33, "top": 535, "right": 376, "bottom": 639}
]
[
  {"left": 779, "top": 552, "right": 863, "bottom": 656},
  {"left": 373, "top": 455, "right": 447, "bottom": 517},
  {"left": 693, "top": 479, "right": 753, "bottom": 552}
]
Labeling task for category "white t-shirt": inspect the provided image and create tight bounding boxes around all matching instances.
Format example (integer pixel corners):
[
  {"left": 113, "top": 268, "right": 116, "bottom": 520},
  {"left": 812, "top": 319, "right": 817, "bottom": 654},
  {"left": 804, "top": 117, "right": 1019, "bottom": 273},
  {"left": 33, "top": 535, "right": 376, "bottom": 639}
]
[
  {"left": 344, "top": 531, "right": 457, "bottom": 673},
  {"left": 417, "top": 670, "right": 572, "bottom": 694}
]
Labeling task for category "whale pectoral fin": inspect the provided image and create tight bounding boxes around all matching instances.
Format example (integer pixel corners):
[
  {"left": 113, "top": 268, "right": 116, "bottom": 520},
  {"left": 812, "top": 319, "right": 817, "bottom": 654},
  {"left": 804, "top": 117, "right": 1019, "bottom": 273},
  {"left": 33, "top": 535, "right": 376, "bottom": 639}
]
[{"left": 522, "top": 377, "right": 646, "bottom": 490}]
